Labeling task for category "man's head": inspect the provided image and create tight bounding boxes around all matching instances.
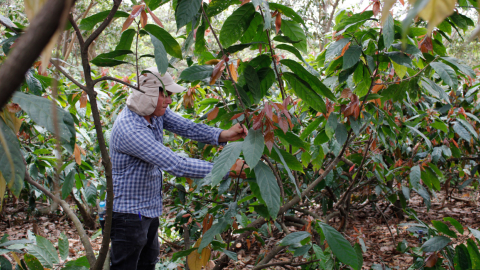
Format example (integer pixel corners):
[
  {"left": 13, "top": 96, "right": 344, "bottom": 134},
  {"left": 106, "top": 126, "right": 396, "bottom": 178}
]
[{"left": 126, "top": 67, "right": 186, "bottom": 116}]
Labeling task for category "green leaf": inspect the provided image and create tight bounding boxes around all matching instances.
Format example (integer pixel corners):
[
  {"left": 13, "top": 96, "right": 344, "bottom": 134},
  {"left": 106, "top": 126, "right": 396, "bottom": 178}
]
[
  {"left": 144, "top": 24, "right": 182, "bottom": 59},
  {"left": 254, "top": 162, "right": 280, "bottom": 219},
  {"left": 96, "top": 50, "right": 133, "bottom": 59},
  {"left": 279, "top": 231, "right": 310, "bottom": 246},
  {"left": 175, "top": 0, "right": 202, "bottom": 30},
  {"left": 58, "top": 232, "right": 69, "bottom": 261},
  {"left": 409, "top": 165, "right": 421, "bottom": 190},
  {"left": 406, "top": 125, "right": 432, "bottom": 149},
  {"left": 85, "top": 184, "right": 97, "bottom": 206},
  {"left": 386, "top": 52, "right": 412, "bottom": 68},
  {"left": 115, "top": 29, "right": 136, "bottom": 58},
  {"left": 61, "top": 170, "right": 76, "bottom": 200},
  {"left": 63, "top": 256, "right": 90, "bottom": 270},
  {"left": 28, "top": 236, "right": 59, "bottom": 268},
  {"left": 430, "top": 62, "right": 458, "bottom": 90},
  {"left": 211, "top": 142, "right": 243, "bottom": 186},
  {"left": 13, "top": 91, "right": 76, "bottom": 146},
  {"left": 243, "top": 128, "right": 264, "bottom": 168},
  {"left": 470, "top": 227, "right": 480, "bottom": 242},
  {"left": 354, "top": 243, "right": 363, "bottom": 270},
  {"left": 283, "top": 72, "right": 326, "bottom": 113},
  {"left": 441, "top": 56, "right": 476, "bottom": 78},
  {"left": 26, "top": 70, "right": 43, "bottom": 95},
  {"left": 276, "top": 44, "right": 304, "bottom": 62},
  {"left": 269, "top": 3, "right": 305, "bottom": 25},
  {"left": 258, "top": 67, "right": 275, "bottom": 95},
  {"left": 422, "top": 78, "right": 450, "bottom": 102},
  {"left": 343, "top": 45, "right": 362, "bottom": 70},
  {"left": 432, "top": 220, "right": 457, "bottom": 238},
  {"left": 149, "top": 33, "right": 169, "bottom": 75},
  {"left": 274, "top": 130, "right": 308, "bottom": 150},
  {"left": 273, "top": 35, "right": 301, "bottom": 44},
  {"left": 206, "top": 0, "right": 241, "bottom": 17},
  {"left": 280, "top": 59, "right": 335, "bottom": 101},
  {"left": 273, "top": 146, "right": 301, "bottom": 196},
  {"left": 281, "top": 20, "right": 307, "bottom": 53},
  {"left": 219, "top": 3, "right": 256, "bottom": 47},
  {"left": 180, "top": 65, "right": 213, "bottom": 81},
  {"left": 457, "top": 118, "right": 478, "bottom": 139},
  {"left": 334, "top": 11, "right": 373, "bottom": 32},
  {"left": 267, "top": 146, "right": 303, "bottom": 172},
  {"left": 300, "top": 118, "right": 322, "bottom": 140},
  {"left": 318, "top": 222, "right": 358, "bottom": 269},
  {"left": 172, "top": 248, "right": 197, "bottom": 261},
  {"left": 194, "top": 19, "right": 207, "bottom": 54},
  {"left": 0, "top": 118, "right": 25, "bottom": 197},
  {"left": 392, "top": 61, "right": 408, "bottom": 79},
  {"left": 24, "top": 254, "right": 43, "bottom": 270},
  {"left": 454, "top": 244, "right": 472, "bottom": 270},
  {"left": 453, "top": 121, "right": 471, "bottom": 142},
  {"left": 443, "top": 217, "right": 464, "bottom": 234},
  {"left": 240, "top": 13, "right": 263, "bottom": 43},
  {"left": 325, "top": 38, "right": 351, "bottom": 61},
  {"left": 79, "top": 10, "right": 129, "bottom": 30},
  {"left": 244, "top": 65, "right": 262, "bottom": 103},
  {"left": 401, "top": 0, "right": 430, "bottom": 36},
  {"left": 383, "top": 13, "right": 394, "bottom": 49},
  {"left": 467, "top": 238, "right": 480, "bottom": 269},
  {"left": 199, "top": 220, "right": 228, "bottom": 252},
  {"left": 335, "top": 123, "right": 348, "bottom": 146},
  {"left": 90, "top": 57, "right": 129, "bottom": 67},
  {"left": 431, "top": 119, "right": 448, "bottom": 133},
  {"left": 0, "top": 256, "right": 12, "bottom": 270},
  {"left": 421, "top": 236, "right": 451, "bottom": 252},
  {"left": 221, "top": 248, "right": 238, "bottom": 261}
]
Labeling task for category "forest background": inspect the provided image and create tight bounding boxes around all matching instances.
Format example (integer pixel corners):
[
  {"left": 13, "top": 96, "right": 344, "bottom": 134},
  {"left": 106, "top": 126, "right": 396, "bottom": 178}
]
[{"left": 2, "top": 0, "right": 480, "bottom": 269}]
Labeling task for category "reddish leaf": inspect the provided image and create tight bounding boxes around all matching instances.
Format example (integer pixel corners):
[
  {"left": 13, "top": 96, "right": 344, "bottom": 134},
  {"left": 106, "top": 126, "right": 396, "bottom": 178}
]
[
  {"left": 275, "top": 12, "right": 282, "bottom": 34},
  {"left": 259, "top": 43, "right": 262, "bottom": 54},
  {"left": 343, "top": 94, "right": 360, "bottom": 119},
  {"left": 140, "top": 10, "right": 148, "bottom": 29},
  {"left": 264, "top": 131, "right": 274, "bottom": 153},
  {"left": 229, "top": 62, "right": 238, "bottom": 82},
  {"left": 425, "top": 252, "right": 438, "bottom": 268},
  {"left": 265, "top": 103, "right": 273, "bottom": 120},
  {"left": 202, "top": 214, "right": 214, "bottom": 234},
  {"left": 399, "top": 0, "right": 405, "bottom": 5},
  {"left": 230, "top": 112, "right": 244, "bottom": 120},
  {"left": 349, "top": 164, "right": 355, "bottom": 172},
  {"left": 340, "top": 88, "right": 353, "bottom": 99},
  {"left": 74, "top": 144, "right": 82, "bottom": 165},
  {"left": 325, "top": 99, "right": 335, "bottom": 119},
  {"left": 209, "top": 59, "right": 226, "bottom": 85},
  {"left": 419, "top": 35, "right": 433, "bottom": 53},
  {"left": 371, "top": 80, "right": 384, "bottom": 93},
  {"left": 121, "top": 5, "right": 145, "bottom": 32},
  {"left": 279, "top": 117, "right": 288, "bottom": 134},
  {"left": 372, "top": 1, "right": 380, "bottom": 16},
  {"left": 207, "top": 107, "right": 219, "bottom": 120},
  {"left": 241, "top": 0, "right": 251, "bottom": 5},
  {"left": 146, "top": 6, "right": 163, "bottom": 28},
  {"left": 253, "top": 110, "right": 265, "bottom": 130}
]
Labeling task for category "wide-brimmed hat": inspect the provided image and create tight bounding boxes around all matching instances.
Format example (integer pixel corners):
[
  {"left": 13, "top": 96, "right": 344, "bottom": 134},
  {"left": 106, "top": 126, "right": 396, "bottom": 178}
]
[{"left": 126, "top": 67, "right": 186, "bottom": 116}]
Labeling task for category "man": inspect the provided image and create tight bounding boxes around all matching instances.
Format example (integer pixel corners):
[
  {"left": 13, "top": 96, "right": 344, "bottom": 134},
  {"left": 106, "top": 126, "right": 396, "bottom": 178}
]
[{"left": 109, "top": 67, "right": 247, "bottom": 269}]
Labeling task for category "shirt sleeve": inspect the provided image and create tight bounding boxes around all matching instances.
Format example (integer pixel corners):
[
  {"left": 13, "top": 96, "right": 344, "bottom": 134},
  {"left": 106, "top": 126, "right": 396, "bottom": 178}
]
[
  {"left": 163, "top": 108, "right": 226, "bottom": 146},
  {"left": 116, "top": 127, "right": 213, "bottom": 179}
]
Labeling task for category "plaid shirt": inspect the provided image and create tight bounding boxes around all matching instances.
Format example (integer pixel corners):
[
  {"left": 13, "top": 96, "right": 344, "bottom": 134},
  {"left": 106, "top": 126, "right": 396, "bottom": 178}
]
[{"left": 110, "top": 107, "right": 224, "bottom": 218}]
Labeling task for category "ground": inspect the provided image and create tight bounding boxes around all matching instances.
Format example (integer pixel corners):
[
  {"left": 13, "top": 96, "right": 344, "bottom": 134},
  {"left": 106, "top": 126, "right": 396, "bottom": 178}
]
[{"left": 1, "top": 188, "right": 479, "bottom": 269}]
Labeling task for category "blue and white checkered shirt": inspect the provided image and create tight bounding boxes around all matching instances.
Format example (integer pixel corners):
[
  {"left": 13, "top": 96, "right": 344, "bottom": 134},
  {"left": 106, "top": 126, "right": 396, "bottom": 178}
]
[{"left": 110, "top": 107, "right": 224, "bottom": 218}]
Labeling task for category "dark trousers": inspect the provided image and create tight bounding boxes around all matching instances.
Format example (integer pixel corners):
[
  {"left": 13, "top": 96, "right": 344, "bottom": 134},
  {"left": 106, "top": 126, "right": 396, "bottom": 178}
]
[{"left": 110, "top": 212, "right": 160, "bottom": 270}]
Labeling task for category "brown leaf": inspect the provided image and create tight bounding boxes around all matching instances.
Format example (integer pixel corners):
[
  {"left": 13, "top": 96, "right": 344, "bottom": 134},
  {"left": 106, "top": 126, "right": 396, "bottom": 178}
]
[
  {"left": 146, "top": 6, "right": 163, "bottom": 28},
  {"left": 425, "top": 252, "right": 438, "bottom": 267},
  {"left": 340, "top": 88, "right": 353, "bottom": 99},
  {"left": 372, "top": 1, "right": 380, "bottom": 16},
  {"left": 336, "top": 42, "right": 350, "bottom": 59},
  {"left": 140, "top": 10, "right": 148, "bottom": 29},
  {"left": 209, "top": 59, "right": 225, "bottom": 85},
  {"left": 253, "top": 111, "right": 264, "bottom": 130},
  {"left": 74, "top": 144, "right": 82, "bottom": 165},
  {"left": 229, "top": 159, "right": 248, "bottom": 179},
  {"left": 371, "top": 80, "right": 384, "bottom": 93},
  {"left": 264, "top": 131, "right": 274, "bottom": 153},
  {"left": 325, "top": 99, "right": 335, "bottom": 119},
  {"left": 205, "top": 59, "right": 221, "bottom": 65},
  {"left": 187, "top": 238, "right": 211, "bottom": 270},
  {"left": 121, "top": 5, "right": 144, "bottom": 32},
  {"left": 230, "top": 112, "right": 244, "bottom": 120},
  {"left": 202, "top": 214, "right": 214, "bottom": 234},
  {"left": 419, "top": 35, "right": 433, "bottom": 53},
  {"left": 275, "top": 12, "right": 282, "bottom": 34},
  {"left": 207, "top": 107, "right": 219, "bottom": 121},
  {"left": 229, "top": 62, "right": 238, "bottom": 82},
  {"left": 80, "top": 91, "right": 88, "bottom": 108},
  {"left": 343, "top": 94, "right": 360, "bottom": 119},
  {"left": 241, "top": 0, "right": 251, "bottom": 5}
]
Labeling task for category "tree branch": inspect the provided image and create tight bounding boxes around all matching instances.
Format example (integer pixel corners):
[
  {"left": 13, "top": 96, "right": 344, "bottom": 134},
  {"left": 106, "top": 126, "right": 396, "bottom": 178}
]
[
  {"left": 51, "top": 59, "right": 87, "bottom": 91},
  {"left": 93, "top": 76, "right": 144, "bottom": 93},
  {"left": 84, "top": 0, "right": 122, "bottom": 51},
  {"left": 24, "top": 161, "right": 96, "bottom": 266},
  {"left": 68, "top": 13, "right": 84, "bottom": 48},
  {"left": 0, "top": 0, "right": 74, "bottom": 109}
]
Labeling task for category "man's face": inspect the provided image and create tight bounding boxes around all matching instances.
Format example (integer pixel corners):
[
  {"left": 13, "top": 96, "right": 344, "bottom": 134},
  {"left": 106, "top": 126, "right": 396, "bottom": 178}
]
[{"left": 152, "top": 90, "right": 173, "bottom": 117}]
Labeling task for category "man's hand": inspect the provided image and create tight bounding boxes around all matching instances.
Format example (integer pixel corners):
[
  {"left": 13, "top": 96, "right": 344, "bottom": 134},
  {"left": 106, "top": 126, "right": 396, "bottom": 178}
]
[{"left": 219, "top": 123, "right": 248, "bottom": 142}]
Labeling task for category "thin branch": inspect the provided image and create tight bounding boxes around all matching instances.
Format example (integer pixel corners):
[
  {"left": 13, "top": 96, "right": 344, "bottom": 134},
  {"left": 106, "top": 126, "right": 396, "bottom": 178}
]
[
  {"left": 0, "top": 20, "right": 19, "bottom": 34},
  {"left": 93, "top": 76, "right": 145, "bottom": 93},
  {"left": 68, "top": 14, "right": 84, "bottom": 48},
  {"left": 84, "top": 0, "right": 122, "bottom": 50},
  {"left": 374, "top": 56, "right": 440, "bottom": 86},
  {"left": 253, "top": 246, "right": 286, "bottom": 270},
  {"left": 375, "top": 202, "right": 397, "bottom": 247},
  {"left": 51, "top": 59, "right": 87, "bottom": 91},
  {"left": 262, "top": 155, "right": 285, "bottom": 201},
  {"left": 24, "top": 161, "right": 96, "bottom": 266}
]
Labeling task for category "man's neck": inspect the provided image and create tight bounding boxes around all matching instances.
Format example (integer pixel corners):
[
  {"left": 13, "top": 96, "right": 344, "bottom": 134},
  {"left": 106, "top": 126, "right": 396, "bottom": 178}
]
[{"left": 143, "top": 115, "right": 152, "bottom": 124}]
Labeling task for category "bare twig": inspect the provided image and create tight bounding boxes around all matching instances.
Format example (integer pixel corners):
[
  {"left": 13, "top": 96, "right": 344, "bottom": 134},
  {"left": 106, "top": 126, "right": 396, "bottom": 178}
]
[
  {"left": 84, "top": 0, "right": 121, "bottom": 49},
  {"left": 68, "top": 14, "right": 85, "bottom": 48},
  {"left": 51, "top": 59, "right": 88, "bottom": 91},
  {"left": 375, "top": 202, "right": 397, "bottom": 247},
  {"left": 93, "top": 76, "right": 144, "bottom": 93}
]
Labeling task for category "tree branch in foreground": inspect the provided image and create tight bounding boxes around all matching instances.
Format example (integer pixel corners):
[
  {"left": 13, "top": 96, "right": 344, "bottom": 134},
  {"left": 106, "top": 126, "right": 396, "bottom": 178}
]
[{"left": 0, "top": 0, "right": 74, "bottom": 109}]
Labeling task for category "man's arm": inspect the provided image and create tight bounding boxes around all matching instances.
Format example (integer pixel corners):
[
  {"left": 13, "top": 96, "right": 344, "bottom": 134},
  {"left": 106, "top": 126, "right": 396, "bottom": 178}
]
[
  {"left": 116, "top": 128, "right": 213, "bottom": 178},
  {"left": 163, "top": 108, "right": 247, "bottom": 145}
]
